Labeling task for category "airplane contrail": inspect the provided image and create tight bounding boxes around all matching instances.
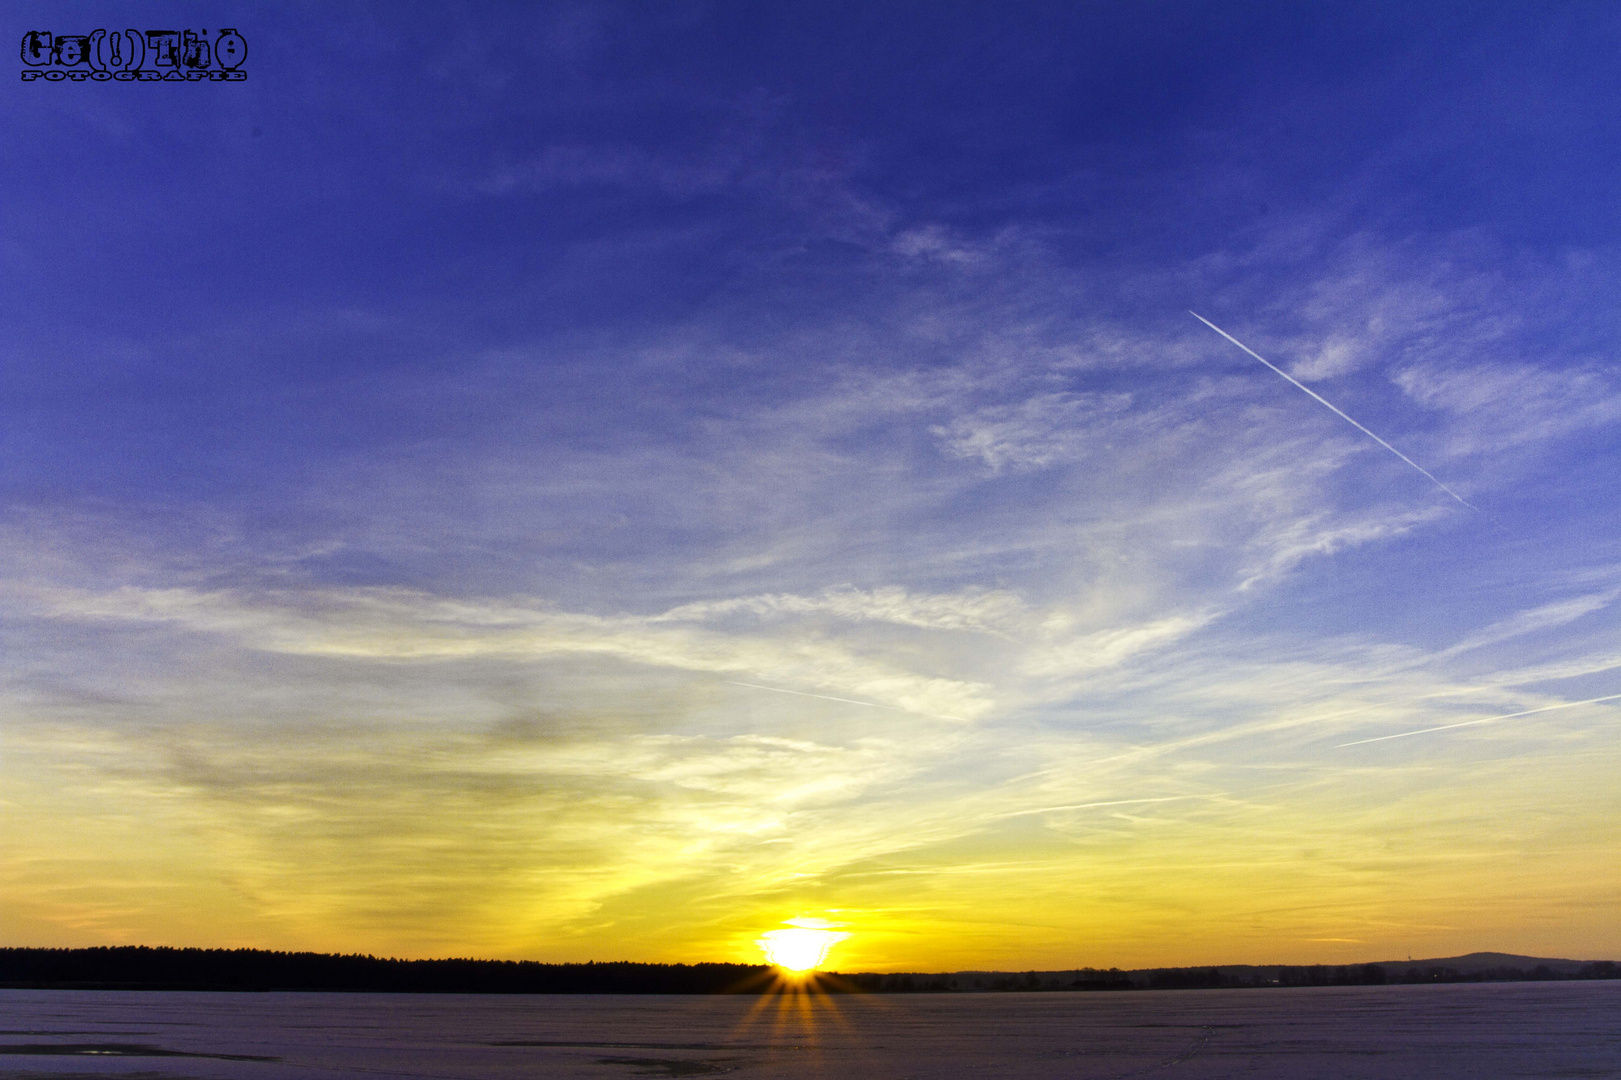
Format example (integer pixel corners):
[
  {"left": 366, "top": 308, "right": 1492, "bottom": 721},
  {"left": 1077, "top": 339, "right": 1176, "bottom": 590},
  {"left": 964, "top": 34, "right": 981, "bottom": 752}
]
[
  {"left": 1336, "top": 691, "right": 1621, "bottom": 747},
  {"left": 725, "top": 680, "right": 965, "bottom": 721},
  {"left": 995, "top": 795, "right": 1205, "bottom": 818},
  {"left": 1189, "top": 311, "right": 1474, "bottom": 509}
]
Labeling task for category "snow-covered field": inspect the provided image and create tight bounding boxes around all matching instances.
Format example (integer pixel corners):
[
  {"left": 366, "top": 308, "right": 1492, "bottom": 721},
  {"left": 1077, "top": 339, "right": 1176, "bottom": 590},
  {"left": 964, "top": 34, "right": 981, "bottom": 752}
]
[{"left": 2, "top": 982, "right": 1617, "bottom": 1078}]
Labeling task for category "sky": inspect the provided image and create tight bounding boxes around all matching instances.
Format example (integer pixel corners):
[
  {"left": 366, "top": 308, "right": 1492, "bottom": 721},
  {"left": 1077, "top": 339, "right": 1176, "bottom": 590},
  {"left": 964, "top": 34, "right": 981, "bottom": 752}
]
[{"left": 4, "top": 1, "right": 1620, "bottom": 972}]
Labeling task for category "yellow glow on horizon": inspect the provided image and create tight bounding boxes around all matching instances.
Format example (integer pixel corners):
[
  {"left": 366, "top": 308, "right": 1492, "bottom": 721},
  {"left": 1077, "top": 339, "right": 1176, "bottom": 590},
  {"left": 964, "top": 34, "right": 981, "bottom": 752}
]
[
  {"left": 8, "top": 690, "right": 1621, "bottom": 970},
  {"left": 757, "top": 920, "right": 850, "bottom": 971}
]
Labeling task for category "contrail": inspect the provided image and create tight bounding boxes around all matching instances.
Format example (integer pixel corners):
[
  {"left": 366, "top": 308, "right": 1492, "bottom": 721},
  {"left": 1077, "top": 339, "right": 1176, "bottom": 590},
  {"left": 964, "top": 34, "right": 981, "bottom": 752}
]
[
  {"left": 725, "top": 680, "right": 965, "bottom": 721},
  {"left": 1189, "top": 311, "right": 1474, "bottom": 509},
  {"left": 1336, "top": 691, "right": 1621, "bottom": 747},
  {"left": 995, "top": 795, "right": 1205, "bottom": 819}
]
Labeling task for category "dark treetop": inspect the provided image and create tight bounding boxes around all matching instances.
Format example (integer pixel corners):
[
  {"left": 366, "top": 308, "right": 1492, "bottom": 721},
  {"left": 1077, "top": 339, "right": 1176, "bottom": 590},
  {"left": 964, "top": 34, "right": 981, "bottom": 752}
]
[{"left": 2, "top": 948, "right": 1615, "bottom": 994}]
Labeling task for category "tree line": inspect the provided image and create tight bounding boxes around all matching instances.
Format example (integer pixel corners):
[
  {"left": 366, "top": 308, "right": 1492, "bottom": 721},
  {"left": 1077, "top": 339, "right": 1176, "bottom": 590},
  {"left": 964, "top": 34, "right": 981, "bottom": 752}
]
[
  {"left": 1, "top": 948, "right": 1615, "bottom": 994},
  {"left": 0, "top": 948, "right": 771, "bottom": 994}
]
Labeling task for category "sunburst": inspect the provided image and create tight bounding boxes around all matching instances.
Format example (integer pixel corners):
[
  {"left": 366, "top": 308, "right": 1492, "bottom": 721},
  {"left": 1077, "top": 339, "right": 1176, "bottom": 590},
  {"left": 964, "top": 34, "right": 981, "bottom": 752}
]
[{"left": 757, "top": 918, "right": 849, "bottom": 973}]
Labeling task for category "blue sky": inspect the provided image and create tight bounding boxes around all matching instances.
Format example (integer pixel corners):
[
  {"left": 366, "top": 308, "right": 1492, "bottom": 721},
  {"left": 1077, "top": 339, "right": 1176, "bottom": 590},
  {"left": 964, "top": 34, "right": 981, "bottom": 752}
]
[{"left": 4, "top": 2, "right": 1621, "bottom": 968}]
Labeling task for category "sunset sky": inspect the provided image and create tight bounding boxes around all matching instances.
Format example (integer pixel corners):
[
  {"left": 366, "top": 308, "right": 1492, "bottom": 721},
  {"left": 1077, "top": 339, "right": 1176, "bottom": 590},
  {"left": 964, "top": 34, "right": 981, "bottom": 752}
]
[{"left": 4, "top": 2, "right": 1620, "bottom": 971}]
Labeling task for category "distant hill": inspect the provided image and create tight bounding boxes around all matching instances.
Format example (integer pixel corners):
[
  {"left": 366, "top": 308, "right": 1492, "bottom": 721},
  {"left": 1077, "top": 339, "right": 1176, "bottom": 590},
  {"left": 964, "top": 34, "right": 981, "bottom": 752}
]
[
  {"left": 0, "top": 947, "right": 1615, "bottom": 994},
  {"left": 1375, "top": 952, "right": 1589, "bottom": 975},
  {"left": 903, "top": 952, "right": 1613, "bottom": 993}
]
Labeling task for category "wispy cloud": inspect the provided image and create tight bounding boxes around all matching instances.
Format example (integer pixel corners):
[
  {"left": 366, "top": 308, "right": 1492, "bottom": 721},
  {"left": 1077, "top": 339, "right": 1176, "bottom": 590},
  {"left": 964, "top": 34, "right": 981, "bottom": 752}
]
[
  {"left": 653, "top": 585, "right": 1028, "bottom": 636},
  {"left": 930, "top": 391, "right": 1134, "bottom": 472}
]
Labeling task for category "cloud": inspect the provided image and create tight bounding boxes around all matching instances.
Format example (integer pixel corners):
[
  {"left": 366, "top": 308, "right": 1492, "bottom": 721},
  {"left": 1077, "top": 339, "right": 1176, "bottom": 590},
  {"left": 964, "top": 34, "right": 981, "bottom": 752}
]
[
  {"left": 930, "top": 392, "right": 1134, "bottom": 472},
  {"left": 653, "top": 585, "right": 1028, "bottom": 635},
  {"left": 1287, "top": 336, "right": 1364, "bottom": 381},
  {"left": 1440, "top": 588, "right": 1621, "bottom": 659},
  {"left": 12, "top": 582, "right": 997, "bottom": 723},
  {"left": 1020, "top": 613, "right": 1213, "bottom": 677},
  {"left": 1394, "top": 362, "right": 1621, "bottom": 455},
  {"left": 892, "top": 224, "right": 984, "bottom": 264}
]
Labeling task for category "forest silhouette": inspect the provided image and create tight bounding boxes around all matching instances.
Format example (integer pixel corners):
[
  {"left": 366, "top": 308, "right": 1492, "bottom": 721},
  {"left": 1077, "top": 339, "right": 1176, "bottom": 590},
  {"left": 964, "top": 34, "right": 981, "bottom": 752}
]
[{"left": 2, "top": 948, "right": 1616, "bottom": 994}]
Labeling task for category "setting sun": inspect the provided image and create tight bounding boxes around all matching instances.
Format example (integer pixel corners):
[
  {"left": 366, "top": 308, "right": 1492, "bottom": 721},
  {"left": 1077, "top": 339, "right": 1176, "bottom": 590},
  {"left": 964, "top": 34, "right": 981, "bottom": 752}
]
[{"left": 757, "top": 919, "right": 850, "bottom": 972}]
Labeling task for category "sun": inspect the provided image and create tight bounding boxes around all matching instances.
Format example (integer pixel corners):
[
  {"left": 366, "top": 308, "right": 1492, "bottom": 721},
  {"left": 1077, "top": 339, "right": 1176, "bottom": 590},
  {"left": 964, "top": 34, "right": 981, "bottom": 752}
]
[
  {"left": 759, "top": 929, "right": 836, "bottom": 972},
  {"left": 757, "top": 919, "right": 850, "bottom": 972}
]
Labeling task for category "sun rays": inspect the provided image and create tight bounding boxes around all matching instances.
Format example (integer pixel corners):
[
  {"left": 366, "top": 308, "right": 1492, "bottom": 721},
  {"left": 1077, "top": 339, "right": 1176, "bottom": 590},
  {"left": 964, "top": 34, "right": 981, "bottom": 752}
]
[{"left": 726, "top": 917, "right": 863, "bottom": 1051}]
